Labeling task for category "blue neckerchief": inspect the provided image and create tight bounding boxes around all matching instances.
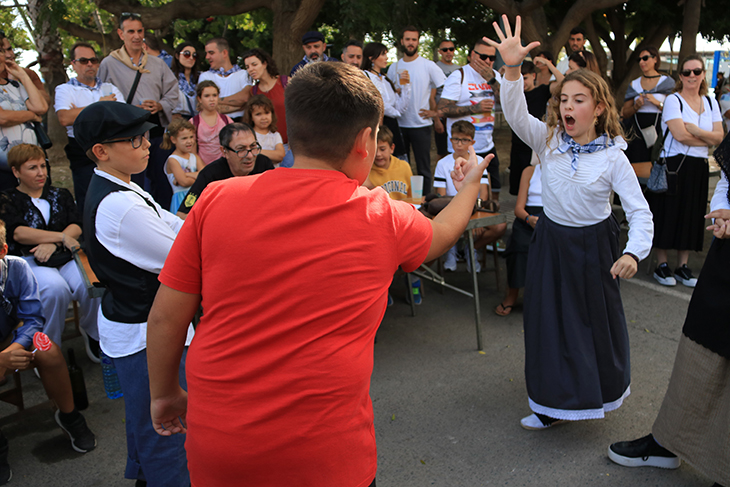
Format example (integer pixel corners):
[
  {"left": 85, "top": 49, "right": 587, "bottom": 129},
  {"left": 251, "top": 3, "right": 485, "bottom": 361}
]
[
  {"left": 68, "top": 77, "right": 102, "bottom": 91},
  {"left": 177, "top": 73, "right": 195, "bottom": 97},
  {"left": 211, "top": 65, "right": 241, "bottom": 77},
  {"left": 557, "top": 132, "right": 614, "bottom": 176}
]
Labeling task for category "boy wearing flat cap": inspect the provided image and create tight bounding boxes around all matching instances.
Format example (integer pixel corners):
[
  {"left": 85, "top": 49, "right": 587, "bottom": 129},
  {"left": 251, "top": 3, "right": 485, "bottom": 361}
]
[
  {"left": 74, "top": 101, "right": 192, "bottom": 486},
  {"left": 147, "top": 63, "right": 491, "bottom": 485}
]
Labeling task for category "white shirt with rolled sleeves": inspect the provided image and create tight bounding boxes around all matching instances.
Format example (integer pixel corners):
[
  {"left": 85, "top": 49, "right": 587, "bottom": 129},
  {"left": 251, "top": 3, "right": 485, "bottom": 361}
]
[
  {"left": 386, "top": 56, "right": 445, "bottom": 128},
  {"left": 661, "top": 93, "right": 722, "bottom": 159},
  {"left": 198, "top": 69, "right": 252, "bottom": 120},
  {"left": 441, "top": 64, "right": 502, "bottom": 153},
  {"left": 364, "top": 71, "right": 410, "bottom": 119},
  {"left": 500, "top": 77, "right": 653, "bottom": 260},
  {"left": 92, "top": 169, "right": 194, "bottom": 358},
  {"left": 711, "top": 171, "right": 730, "bottom": 213},
  {"left": 54, "top": 81, "right": 126, "bottom": 138}
]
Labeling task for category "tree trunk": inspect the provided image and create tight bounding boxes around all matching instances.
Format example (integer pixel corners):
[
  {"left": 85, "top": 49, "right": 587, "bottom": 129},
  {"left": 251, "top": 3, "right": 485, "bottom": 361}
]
[
  {"left": 271, "top": 0, "right": 327, "bottom": 76},
  {"left": 26, "top": 0, "right": 68, "bottom": 162},
  {"left": 678, "top": 0, "right": 701, "bottom": 65}
]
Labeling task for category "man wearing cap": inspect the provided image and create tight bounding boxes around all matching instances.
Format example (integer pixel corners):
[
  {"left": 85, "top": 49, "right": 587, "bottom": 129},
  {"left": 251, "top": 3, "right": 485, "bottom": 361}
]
[
  {"left": 75, "top": 101, "right": 192, "bottom": 486},
  {"left": 290, "top": 31, "right": 338, "bottom": 76},
  {"left": 55, "top": 42, "right": 126, "bottom": 215}
]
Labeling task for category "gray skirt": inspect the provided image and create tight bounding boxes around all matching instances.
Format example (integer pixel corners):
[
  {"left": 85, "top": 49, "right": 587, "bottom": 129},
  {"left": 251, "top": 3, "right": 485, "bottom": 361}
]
[{"left": 524, "top": 215, "right": 631, "bottom": 420}]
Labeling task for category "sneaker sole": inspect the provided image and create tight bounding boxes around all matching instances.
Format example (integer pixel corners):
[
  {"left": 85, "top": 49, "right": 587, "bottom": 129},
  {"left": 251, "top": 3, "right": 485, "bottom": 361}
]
[
  {"left": 607, "top": 446, "right": 681, "bottom": 469},
  {"left": 520, "top": 419, "right": 568, "bottom": 431},
  {"left": 653, "top": 274, "right": 676, "bottom": 286},
  {"left": 55, "top": 411, "right": 97, "bottom": 453},
  {"left": 675, "top": 277, "right": 697, "bottom": 288}
]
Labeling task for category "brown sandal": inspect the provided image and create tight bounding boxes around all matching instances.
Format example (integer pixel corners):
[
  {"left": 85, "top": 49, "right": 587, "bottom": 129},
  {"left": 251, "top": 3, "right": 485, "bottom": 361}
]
[{"left": 494, "top": 303, "right": 513, "bottom": 316}]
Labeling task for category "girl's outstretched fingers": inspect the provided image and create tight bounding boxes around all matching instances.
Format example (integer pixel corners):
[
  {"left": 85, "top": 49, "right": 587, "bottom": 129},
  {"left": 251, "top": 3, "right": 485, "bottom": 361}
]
[{"left": 483, "top": 15, "right": 540, "bottom": 68}]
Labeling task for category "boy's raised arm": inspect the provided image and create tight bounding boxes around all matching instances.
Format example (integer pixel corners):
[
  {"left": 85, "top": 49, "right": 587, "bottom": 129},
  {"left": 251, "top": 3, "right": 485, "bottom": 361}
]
[{"left": 425, "top": 148, "right": 492, "bottom": 262}]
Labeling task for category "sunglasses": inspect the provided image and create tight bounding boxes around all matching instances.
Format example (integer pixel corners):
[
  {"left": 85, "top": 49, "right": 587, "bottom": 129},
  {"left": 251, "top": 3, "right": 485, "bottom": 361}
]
[
  {"left": 181, "top": 50, "right": 197, "bottom": 59},
  {"left": 681, "top": 68, "right": 704, "bottom": 77},
  {"left": 73, "top": 57, "right": 100, "bottom": 65},
  {"left": 120, "top": 12, "right": 141, "bottom": 20},
  {"left": 440, "top": 47, "right": 455, "bottom": 52},
  {"left": 474, "top": 51, "right": 497, "bottom": 62},
  {"left": 637, "top": 55, "right": 655, "bottom": 62}
]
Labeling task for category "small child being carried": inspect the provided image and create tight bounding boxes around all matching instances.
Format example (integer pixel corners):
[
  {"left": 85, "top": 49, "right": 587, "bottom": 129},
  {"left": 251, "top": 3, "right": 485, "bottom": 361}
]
[{"left": 161, "top": 119, "right": 204, "bottom": 213}]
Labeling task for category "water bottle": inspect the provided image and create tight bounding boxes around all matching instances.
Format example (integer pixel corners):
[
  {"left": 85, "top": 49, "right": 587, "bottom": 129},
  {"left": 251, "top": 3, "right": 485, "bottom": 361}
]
[
  {"left": 66, "top": 349, "right": 89, "bottom": 410},
  {"left": 100, "top": 351, "right": 123, "bottom": 399}
]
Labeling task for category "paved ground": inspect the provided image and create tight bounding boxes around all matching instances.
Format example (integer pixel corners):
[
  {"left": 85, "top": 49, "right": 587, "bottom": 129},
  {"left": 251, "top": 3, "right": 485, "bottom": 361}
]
[{"left": 4, "top": 137, "right": 719, "bottom": 486}]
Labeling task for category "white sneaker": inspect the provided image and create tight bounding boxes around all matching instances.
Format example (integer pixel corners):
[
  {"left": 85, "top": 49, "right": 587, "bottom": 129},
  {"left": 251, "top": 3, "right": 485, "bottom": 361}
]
[
  {"left": 465, "top": 249, "right": 481, "bottom": 273},
  {"left": 520, "top": 413, "right": 568, "bottom": 431},
  {"left": 444, "top": 247, "right": 457, "bottom": 271}
]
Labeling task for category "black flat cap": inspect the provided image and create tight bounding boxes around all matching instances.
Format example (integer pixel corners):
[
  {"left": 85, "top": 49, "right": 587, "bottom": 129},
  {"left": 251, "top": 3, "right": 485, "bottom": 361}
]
[
  {"left": 301, "top": 31, "right": 325, "bottom": 44},
  {"left": 73, "top": 101, "right": 157, "bottom": 152}
]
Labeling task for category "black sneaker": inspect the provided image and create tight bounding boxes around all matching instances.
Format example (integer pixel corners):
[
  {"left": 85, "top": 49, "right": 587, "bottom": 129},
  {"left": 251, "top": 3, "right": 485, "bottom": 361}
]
[
  {"left": 79, "top": 328, "right": 101, "bottom": 364},
  {"left": 608, "top": 433, "right": 680, "bottom": 469},
  {"left": 55, "top": 410, "right": 97, "bottom": 453},
  {"left": 653, "top": 263, "right": 677, "bottom": 286},
  {"left": 674, "top": 265, "right": 698, "bottom": 288}
]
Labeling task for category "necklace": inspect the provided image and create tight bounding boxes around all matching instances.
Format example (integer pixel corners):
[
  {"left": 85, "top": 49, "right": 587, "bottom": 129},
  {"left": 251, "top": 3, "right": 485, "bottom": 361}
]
[{"left": 643, "top": 74, "right": 661, "bottom": 79}]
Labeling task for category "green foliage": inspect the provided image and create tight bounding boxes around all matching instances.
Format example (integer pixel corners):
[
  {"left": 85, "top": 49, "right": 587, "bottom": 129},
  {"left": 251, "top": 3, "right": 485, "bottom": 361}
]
[{"left": 0, "top": 10, "right": 34, "bottom": 51}]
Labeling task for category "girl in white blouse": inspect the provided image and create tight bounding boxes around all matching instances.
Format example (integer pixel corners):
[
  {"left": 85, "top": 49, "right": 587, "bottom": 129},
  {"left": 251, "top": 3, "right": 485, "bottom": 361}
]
[
  {"left": 363, "top": 42, "right": 410, "bottom": 160},
  {"left": 486, "top": 16, "right": 654, "bottom": 430}
]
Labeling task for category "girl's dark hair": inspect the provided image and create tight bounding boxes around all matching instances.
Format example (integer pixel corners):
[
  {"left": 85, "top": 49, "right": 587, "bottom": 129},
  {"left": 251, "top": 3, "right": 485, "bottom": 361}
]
[
  {"left": 568, "top": 50, "right": 600, "bottom": 76},
  {"left": 362, "top": 42, "right": 388, "bottom": 72},
  {"left": 172, "top": 42, "right": 200, "bottom": 84},
  {"left": 243, "top": 95, "right": 278, "bottom": 134},
  {"left": 196, "top": 80, "right": 220, "bottom": 98},
  {"left": 242, "top": 48, "right": 279, "bottom": 79}
]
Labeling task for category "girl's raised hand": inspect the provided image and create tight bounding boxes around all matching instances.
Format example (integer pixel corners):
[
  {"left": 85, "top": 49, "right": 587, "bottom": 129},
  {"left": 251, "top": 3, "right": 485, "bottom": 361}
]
[{"left": 483, "top": 15, "right": 541, "bottom": 68}]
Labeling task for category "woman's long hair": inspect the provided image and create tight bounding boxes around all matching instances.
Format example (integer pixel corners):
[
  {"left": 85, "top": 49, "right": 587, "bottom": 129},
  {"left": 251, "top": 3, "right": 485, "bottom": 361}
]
[{"left": 172, "top": 42, "right": 200, "bottom": 84}]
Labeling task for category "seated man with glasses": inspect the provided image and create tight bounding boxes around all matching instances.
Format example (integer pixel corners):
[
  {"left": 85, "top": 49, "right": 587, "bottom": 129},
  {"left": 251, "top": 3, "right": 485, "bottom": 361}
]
[
  {"left": 438, "top": 38, "right": 504, "bottom": 201},
  {"left": 55, "top": 42, "right": 126, "bottom": 215},
  {"left": 434, "top": 120, "right": 506, "bottom": 271},
  {"left": 74, "top": 101, "right": 193, "bottom": 487},
  {"left": 176, "top": 122, "right": 274, "bottom": 219}
]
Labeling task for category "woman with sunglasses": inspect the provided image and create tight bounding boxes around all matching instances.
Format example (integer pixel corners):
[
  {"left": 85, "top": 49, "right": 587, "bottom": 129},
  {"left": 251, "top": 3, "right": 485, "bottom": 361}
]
[
  {"left": 171, "top": 42, "right": 200, "bottom": 119},
  {"left": 362, "top": 42, "right": 410, "bottom": 160},
  {"left": 621, "top": 46, "right": 674, "bottom": 169},
  {"left": 0, "top": 31, "right": 48, "bottom": 191},
  {"left": 647, "top": 54, "right": 724, "bottom": 287}
]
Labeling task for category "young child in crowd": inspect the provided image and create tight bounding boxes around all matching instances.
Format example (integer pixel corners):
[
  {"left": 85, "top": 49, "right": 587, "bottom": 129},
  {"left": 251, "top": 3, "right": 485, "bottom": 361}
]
[
  {"left": 434, "top": 120, "right": 506, "bottom": 271},
  {"left": 244, "top": 95, "right": 285, "bottom": 165},
  {"left": 161, "top": 119, "right": 203, "bottom": 213},
  {"left": 363, "top": 125, "right": 412, "bottom": 200},
  {"left": 0, "top": 219, "right": 95, "bottom": 483},
  {"left": 74, "top": 101, "right": 194, "bottom": 486},
  {"left": 487, "top": 16, "right": 653, "bottom": 430},
  {"left": 146, "top": 62, "right": 492, "bottom": 487},
  {"left": 192, "top": 80, "right": 233, "bottom": 165}
]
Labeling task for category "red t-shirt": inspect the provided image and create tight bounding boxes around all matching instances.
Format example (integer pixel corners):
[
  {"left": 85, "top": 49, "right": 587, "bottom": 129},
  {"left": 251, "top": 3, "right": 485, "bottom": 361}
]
[
  {"left": 160, "top": 168, "right": 432, "bottom": 486},
  {"left": 255, "top": 78, "right": 287, "bottom": 144}
]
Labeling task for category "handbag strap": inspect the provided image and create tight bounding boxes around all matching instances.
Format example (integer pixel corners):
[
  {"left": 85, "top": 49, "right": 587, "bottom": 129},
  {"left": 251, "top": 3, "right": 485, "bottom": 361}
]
[{"left": 126, "top": 70, "right": 143, "bottom": 105}]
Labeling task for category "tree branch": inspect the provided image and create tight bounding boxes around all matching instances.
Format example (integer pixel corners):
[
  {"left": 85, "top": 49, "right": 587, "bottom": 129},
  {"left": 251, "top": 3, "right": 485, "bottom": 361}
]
[
  {"left": 548, "top": 0, "right": 626, "bottom": 53},
  {"left": 58, "top": 19, "right": 118, "bottom": 48}
]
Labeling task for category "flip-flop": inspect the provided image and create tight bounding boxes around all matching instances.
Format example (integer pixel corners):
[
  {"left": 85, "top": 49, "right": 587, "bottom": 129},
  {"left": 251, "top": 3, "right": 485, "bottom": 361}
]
[{"left": 494, "top": 303, "right": 513, "bottom": 316}]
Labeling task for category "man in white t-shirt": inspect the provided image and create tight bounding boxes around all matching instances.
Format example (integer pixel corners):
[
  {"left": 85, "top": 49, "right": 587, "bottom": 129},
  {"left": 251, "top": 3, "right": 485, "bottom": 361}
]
[
  {"left": 55, "top": 42, "right": 126, "bottom": 214},
  {"left": 199, "top": 38, "right": 252, "bottom": 120},
  {"left": 438, "top": 39, "right": 503, "bottom": 200},
  {"left": 435, "top": 40, "right": 460, "bottom": 158},
  {"left": 386, "top": 26, "right": 446, "bottom": 194},
  {"left": 556, "top": 27, "right": 587, "bottom": 74}
]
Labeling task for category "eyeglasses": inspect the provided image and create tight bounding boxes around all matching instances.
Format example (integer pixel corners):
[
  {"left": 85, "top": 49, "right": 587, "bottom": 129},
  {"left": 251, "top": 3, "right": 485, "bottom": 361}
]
[
  {"left": 637, "top": 55, "right": 655, "bottom": 62},
  {"left": 450, "top": 138, "right": 473, "bottom": 145},
  {"left": 73, "top": 57, "right": 100, "bottom": 65},
  {"left": 474, "top": 51, "right": 497, "bottom": 62},
  {"left": 225, "top": 143, "right": 261, "bottom": 158},
  {"left": 181, "top": 50, "right": 197, "bottom": 59},
  {"left": 681, "top": 68, "right": 704, "bottom": 77},
  {"left": 104, "top": 133, "right": 147, "bottom": 149},
  {"left": 440, "top": 47, "right": 455, "bottom": 52}
]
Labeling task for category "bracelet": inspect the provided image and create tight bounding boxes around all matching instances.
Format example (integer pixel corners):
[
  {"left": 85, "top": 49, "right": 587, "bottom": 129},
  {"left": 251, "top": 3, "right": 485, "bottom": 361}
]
[
  {"left": 505, "top": 62, "right": 523, "bottom": 68},
  {"left": 525, "top": 215, "right": 531, "bottom": 224},
  {"left": 60, "top": 233, "right": 65, "bottom": 246},
  {"left": 624, "top": 252, "right": 639, "bottom": 263}
]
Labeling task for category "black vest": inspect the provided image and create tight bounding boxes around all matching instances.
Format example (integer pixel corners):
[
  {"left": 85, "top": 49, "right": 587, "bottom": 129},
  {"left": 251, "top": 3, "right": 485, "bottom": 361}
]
[{"left": 84, "top": 174, "right": 162, "bottom": 323}]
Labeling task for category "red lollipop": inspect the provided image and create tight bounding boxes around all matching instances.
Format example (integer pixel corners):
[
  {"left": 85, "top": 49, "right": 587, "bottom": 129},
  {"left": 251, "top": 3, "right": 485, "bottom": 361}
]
[{"left": 33, "top": 332, "right": 52, "bottom": 352}]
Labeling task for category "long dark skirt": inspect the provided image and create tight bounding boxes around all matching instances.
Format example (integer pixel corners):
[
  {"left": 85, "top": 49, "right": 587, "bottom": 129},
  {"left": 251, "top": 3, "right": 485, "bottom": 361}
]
[
  {"left": 646, "top": 155, "right": 708, "bottom": 251},
  {"left": 504, "top": 205, "right": 542, "bottom": 289},
  {"left": 524, "top": 215, "right": 631, "bottom": 420},
  {"left": 623, "top": 112, "right": 661, "bottom": 163}
]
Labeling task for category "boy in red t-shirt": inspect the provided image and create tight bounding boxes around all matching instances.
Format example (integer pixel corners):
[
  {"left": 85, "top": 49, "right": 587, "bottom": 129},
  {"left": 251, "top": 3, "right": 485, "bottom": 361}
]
[{"left": 147, "top": 62, "right": 491, "bottom": 487}]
